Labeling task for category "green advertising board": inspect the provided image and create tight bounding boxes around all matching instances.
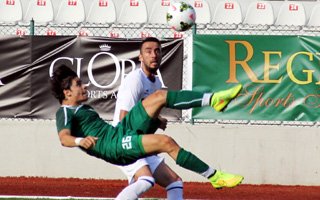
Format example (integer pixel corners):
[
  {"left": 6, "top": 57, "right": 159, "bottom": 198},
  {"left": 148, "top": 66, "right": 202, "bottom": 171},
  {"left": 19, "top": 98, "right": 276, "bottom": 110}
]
[{"left": 193, "top": 34, "right": 320, "bottom": 121}]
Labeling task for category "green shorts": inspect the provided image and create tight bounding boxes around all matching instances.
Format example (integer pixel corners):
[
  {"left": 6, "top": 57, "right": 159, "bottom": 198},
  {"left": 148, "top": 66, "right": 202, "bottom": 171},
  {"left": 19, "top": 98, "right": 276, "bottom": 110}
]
[
  {"left": 120, "top": 101, "right": 160, "bottom": 134},
  {"left": 97, "top": 101, "right": 159, "bottom": 165},
  {"left": 88, "top": 126, "right": 145, "bottom": 165},
  {"left": 110, "top": 127, "right": 146, "bottom": 165}
]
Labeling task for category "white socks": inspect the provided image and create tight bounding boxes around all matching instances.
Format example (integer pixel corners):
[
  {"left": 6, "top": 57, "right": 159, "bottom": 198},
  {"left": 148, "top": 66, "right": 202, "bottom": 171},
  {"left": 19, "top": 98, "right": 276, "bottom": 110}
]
[
  {"left": 116, "top": 177, "right": 184, "bottom": 200},
  {"left": 202, "top": 93, "right": 212, "bottom": 106},
  {"left": 166, "top": 180, "right": 183, "bottom": 200},
  {"left": 115, "top": 176, "right": 155, "bottom": 200},
  {"left": 201, "top": 167, "right": 216, "bottom": 178}
]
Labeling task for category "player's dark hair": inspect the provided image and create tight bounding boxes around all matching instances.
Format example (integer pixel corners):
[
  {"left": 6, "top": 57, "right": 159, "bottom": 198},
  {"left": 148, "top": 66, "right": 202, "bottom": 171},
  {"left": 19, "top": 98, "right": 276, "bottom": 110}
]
[
  {"left": 139, "top": 37, "right": 161, "bottom": 52},
  {"left": 50, "top": 65, "right": 78, "bottom": 104}
]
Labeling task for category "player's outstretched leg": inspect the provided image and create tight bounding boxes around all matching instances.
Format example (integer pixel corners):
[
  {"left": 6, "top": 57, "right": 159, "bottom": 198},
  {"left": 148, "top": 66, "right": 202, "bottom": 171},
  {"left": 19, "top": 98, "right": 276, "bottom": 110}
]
[
  {"left": 163, "top": 84, "right": 242, "bottom": 111},
  {"left": 141, "top": 134, "right": 244, "bottom": 191},
  {"left": 209, "top": 170, "right": 244, "bottom": 189},
  {"left": 210, "top": 84, "right": 242, "bottom": 112}
]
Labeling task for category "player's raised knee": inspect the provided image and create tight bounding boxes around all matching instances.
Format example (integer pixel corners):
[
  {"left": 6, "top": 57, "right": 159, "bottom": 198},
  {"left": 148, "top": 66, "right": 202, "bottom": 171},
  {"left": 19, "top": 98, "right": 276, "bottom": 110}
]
[
  {"left": 149, "top": 90, "right": 167, "bottom": 104},
  {"left": 159, "top": 135, "right": 178, "bottom": 151}
]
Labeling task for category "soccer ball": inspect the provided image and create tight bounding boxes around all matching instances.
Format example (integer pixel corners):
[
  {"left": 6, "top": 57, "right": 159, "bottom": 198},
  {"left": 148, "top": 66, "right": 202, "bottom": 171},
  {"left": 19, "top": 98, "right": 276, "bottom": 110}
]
[{"left": 166, "top": 1, "right": 196, "bottom": 32}]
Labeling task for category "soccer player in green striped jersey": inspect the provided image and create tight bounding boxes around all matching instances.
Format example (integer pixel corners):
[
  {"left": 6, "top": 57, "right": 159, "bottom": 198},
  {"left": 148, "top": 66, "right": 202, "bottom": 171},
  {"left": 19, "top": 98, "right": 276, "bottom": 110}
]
[{"left": 50, "top": 65, "right": 244, "bottom": 195}]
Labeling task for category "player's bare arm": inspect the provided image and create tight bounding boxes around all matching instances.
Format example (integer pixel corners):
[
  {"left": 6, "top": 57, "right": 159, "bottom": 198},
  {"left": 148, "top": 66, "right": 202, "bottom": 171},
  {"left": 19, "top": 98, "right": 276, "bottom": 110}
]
[{"left": 58, "top": 129, "right": 98, "bottom": 149}]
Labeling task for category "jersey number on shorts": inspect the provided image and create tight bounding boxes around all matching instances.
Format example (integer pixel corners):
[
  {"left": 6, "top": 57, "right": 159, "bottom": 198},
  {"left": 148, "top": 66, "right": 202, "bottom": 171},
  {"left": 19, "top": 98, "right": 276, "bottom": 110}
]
[{"left": 122, "top": 136, "right": 132, "bottom": 150}]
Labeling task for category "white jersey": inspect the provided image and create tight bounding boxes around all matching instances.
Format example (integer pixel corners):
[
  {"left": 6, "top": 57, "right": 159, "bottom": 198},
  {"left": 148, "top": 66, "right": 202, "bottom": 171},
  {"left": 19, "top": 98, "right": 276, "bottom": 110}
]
[
  {"left": 112, "top": 68, "right": 162, "bottom": 126},
  {"left": 112, "top": 67, "right": 163, "bottom": 184}
]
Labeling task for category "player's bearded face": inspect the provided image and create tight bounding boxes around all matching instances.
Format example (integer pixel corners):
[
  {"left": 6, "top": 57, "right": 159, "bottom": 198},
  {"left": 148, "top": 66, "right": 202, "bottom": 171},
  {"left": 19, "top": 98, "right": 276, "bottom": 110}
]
[{"left": 140, "top": 42, "right": 162, "bottom": 74}]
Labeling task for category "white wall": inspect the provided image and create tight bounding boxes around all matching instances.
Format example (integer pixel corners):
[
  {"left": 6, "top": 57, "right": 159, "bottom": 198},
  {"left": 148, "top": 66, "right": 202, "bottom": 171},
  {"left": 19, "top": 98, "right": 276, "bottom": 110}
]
[{"left": 1, "top": 119, "right": 319, "bottom": 185}]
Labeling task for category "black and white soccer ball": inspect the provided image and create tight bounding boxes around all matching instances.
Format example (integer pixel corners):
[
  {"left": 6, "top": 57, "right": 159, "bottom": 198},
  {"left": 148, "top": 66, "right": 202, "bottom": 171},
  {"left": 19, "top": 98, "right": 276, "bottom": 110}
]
[{"left": 166, "top": 1, "right": 196, "bottom": 32}]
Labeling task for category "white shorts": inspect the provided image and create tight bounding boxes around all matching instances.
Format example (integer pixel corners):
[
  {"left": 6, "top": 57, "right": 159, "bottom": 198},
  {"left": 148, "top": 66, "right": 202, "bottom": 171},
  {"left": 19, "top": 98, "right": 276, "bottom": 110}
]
[{"left": 118, "top": 155, "right": 164, "bottom": 184}]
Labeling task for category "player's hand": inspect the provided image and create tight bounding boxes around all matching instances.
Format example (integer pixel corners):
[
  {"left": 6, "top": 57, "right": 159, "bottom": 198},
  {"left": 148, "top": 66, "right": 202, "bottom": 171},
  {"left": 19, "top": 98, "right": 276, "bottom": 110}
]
[
  {"left": 158, "top": 116, "right": 168, "bottom": 130},
  {"left": 79, "top": 136, "right": 98, "bottom": 149}
]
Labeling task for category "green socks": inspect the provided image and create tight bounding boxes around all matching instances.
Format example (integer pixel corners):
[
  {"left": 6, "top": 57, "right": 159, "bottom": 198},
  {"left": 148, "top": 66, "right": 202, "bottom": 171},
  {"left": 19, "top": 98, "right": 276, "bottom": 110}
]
[
  {"left": 166, "top": 90, "right": 204, "bottom": 109},
  {"left": 176, "top": 148, "right": 209, "bottom": 174}
]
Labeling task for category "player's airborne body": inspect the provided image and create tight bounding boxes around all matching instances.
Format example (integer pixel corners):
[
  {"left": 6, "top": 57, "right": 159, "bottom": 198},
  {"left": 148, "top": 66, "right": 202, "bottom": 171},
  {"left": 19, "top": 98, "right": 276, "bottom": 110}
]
[{"left": 51, "top": 65, "right": 244, "bottom": 200}]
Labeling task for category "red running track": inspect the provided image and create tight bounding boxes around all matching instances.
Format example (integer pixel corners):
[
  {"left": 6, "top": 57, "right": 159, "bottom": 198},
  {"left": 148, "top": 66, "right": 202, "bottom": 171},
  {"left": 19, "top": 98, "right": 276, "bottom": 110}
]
[{"left": 0, "top": 177, "right": 319, "bottom": 200}]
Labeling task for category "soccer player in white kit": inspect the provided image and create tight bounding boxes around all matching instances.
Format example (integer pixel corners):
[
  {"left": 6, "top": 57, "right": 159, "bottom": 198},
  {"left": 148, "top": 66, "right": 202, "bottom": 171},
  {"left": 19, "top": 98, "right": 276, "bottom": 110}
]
[{"left": 113, "top": 37, "right": 183, "bottom": 199}]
